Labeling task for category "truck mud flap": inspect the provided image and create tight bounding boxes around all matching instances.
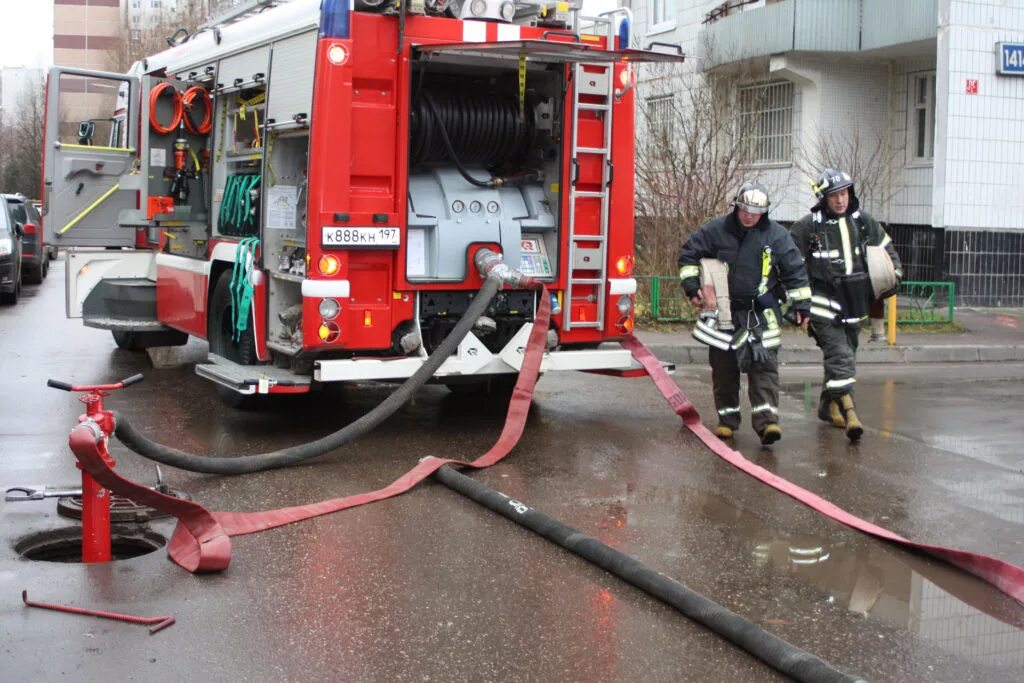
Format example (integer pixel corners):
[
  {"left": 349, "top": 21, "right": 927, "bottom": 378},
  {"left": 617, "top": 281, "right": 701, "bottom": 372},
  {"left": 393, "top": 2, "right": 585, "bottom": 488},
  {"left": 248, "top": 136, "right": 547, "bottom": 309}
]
[{"left": 196, "top": 355, "right": 311, "bottom": 395}]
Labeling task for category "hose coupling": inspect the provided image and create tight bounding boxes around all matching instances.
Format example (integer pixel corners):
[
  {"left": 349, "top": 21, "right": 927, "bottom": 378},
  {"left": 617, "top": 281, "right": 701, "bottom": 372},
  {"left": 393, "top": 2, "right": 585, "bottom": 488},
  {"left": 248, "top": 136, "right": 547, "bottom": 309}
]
[{"left": 474, "top": 248, "right": 533, "bottom": 289}]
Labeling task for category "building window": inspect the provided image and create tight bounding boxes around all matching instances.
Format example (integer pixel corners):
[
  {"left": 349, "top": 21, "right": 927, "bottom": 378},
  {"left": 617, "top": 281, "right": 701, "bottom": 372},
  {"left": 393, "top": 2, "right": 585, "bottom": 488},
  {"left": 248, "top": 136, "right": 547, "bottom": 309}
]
[
  {"left": 645, "top": 94, "right": 675, "bottom": 144},
  {"left": 651, "top": 0, "right": 675, "bottom": 33},
  {"left": 738, "top": 80, "right": 794, "bottom": 164},
  {"left": 909, "top": 71, "right": 935, "bottom": 162}
]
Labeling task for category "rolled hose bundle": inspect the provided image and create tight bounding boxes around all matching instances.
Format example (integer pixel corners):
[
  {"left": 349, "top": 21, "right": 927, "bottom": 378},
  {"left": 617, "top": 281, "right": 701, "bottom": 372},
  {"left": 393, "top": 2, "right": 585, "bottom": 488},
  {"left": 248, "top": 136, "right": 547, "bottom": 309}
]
[{"left": 114, "top": 274, "right": 507, "bottom": 475}]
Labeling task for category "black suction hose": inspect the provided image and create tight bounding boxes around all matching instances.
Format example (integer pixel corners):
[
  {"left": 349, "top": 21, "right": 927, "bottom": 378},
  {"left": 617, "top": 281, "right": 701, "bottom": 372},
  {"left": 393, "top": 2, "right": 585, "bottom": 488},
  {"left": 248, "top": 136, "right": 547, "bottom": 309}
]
[
  {"left": 112, "top": 275, "right": 504, "bottom": 475},
  {"left": 431, "top": 464, "right": 867, "bottom": 683}
]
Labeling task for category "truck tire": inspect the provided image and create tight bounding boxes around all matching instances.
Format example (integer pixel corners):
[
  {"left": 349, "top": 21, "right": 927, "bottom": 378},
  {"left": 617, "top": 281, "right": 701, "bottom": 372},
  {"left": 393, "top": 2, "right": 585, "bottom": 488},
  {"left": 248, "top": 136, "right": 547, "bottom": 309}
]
[
  {"left": 1, "top": 280, "right": 20, "bottom": 305},
  {"left": 23, "top": 260, "right": 45, "bottom": 285},
  {"left": 208, "top": 272, "right": 258, "bottom": 365},
  {"left": 208, "top": 272, "right": 262, "bottom": 408},
  {"left": 112, "top": 329, "right": 189, "bottom": 350}
]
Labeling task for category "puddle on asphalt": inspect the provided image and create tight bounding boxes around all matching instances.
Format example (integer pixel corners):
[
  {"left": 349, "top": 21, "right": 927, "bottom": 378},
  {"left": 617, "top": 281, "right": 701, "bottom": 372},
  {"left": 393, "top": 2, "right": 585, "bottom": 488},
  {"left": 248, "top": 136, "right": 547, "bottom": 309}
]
[{"left": 628, "top": 486, "right": 1024, "bottom": 670}]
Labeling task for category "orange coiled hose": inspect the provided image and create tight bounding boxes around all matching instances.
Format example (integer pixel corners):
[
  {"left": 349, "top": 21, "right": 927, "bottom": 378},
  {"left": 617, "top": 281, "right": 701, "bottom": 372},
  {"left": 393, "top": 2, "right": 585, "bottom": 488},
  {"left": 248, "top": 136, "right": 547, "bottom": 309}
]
[
  {"left": 181, "top": 85, "right": 213, "bottom": 135},
  {"left": 149, "top": 82, "right": 183, "bottom": 134}
]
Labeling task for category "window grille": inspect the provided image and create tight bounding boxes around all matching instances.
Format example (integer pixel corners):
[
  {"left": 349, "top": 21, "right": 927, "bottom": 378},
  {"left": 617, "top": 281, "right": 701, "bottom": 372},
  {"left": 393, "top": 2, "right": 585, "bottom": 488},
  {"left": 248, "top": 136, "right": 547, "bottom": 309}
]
[{"left": 738, "top": 80, "right": 793, "bottom": 164}]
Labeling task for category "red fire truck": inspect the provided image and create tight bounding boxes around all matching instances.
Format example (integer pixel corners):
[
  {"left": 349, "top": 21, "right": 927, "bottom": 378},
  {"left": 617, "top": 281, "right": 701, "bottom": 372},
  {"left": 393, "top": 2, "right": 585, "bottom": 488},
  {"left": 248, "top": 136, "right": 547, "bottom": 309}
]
[{"left": 43, "top": 0, "right": 681, "bottom": 401}]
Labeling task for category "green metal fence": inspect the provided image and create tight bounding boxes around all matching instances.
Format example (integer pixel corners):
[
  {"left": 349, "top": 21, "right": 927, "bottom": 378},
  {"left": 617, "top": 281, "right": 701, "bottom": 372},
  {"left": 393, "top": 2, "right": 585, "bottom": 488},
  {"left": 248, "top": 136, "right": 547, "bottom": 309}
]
[
  {"left": 892, "top": 281, "right": 956, "bottom": 323},
  {"left": 639, "top": 276, "right": 955, "bottom": 324},
  {"left": 637, "top": 276, "right": 698, "bottom": 323}
]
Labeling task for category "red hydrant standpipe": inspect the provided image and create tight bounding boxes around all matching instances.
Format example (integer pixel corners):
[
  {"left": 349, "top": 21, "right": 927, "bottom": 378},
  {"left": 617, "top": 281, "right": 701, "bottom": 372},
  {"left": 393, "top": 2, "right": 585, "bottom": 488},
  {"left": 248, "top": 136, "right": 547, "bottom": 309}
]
[{"left": 47, "top": 374, "right": 145, "bottom": 563}]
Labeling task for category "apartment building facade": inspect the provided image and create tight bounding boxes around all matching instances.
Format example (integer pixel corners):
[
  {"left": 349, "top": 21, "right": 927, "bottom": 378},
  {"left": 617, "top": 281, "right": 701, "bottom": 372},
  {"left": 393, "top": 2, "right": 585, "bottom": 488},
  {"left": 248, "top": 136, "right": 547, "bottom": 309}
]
[{"left": 632, "top": 0, "right": 1024, "bottom": 306}]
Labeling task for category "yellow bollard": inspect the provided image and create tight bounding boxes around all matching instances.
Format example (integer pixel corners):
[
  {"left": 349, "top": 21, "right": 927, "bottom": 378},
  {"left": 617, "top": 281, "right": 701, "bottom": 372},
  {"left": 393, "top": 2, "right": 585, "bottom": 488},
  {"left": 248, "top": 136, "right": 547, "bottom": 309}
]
[{"left": 886, "top": 294, "right": 897, "bottom": 346}]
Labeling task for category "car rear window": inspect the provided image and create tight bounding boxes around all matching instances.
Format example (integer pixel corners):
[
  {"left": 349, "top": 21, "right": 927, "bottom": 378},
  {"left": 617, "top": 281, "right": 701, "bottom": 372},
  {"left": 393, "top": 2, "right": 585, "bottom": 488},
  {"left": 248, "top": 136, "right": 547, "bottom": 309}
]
[{"left": 6, "top": 200, "right": 27, "bottom": 224}]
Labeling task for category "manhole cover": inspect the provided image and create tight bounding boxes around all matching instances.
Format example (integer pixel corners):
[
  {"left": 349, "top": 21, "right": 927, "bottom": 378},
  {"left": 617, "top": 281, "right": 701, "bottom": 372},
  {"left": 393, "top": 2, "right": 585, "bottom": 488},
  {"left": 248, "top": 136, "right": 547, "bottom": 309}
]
[
  {"left": 15, "top": 527, "right": 166, "bottom": 563},
  {"left": 56, "top": 488, "right": 191, "bottom": 523}
]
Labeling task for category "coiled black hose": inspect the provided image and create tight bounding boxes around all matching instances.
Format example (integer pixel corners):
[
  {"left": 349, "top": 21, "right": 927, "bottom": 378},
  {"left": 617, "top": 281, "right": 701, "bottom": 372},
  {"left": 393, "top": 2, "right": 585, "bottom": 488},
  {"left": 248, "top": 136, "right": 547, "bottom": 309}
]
[
  {"left": 113, "top": 275, "right": 504, "bottom": 475},
  {"left": 411, "top": 90, "right": 533, "bottom": 169}
]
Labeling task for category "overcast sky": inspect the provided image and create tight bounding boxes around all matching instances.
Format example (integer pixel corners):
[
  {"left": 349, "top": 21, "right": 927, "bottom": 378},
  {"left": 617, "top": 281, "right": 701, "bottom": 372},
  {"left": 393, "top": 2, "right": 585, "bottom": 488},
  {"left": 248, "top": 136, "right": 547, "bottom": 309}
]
[
  {"left": 0, "top": 0, "right": 617, "bottom": 70},
  {"left": 0, "top": 0, "right": 53, "bottom": 69}
]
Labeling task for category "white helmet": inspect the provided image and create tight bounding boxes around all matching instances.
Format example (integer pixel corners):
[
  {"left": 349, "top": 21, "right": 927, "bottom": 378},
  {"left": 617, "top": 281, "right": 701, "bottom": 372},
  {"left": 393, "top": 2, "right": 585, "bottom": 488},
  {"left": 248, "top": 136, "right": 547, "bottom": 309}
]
[{"left": 734, "top": 181, "right": 770, "bottom": 215}]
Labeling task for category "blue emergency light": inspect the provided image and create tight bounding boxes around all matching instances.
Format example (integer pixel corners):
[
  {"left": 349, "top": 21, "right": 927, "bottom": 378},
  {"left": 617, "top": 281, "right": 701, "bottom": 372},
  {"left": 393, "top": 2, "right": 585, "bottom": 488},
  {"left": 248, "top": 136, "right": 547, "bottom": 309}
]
[
  {"left": 320, "top": 0, "right": 351, "bottom": 39},
  {"left": 618, "top": 16, "right": 630, "bottom": 50}
]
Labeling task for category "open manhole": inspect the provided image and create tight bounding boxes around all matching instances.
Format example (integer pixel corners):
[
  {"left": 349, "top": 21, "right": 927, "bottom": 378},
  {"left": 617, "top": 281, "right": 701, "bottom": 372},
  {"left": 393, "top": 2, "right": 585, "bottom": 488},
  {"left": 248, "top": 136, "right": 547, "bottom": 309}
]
[
  {"left": 15, "top": 527, "right": 166, "bottom": 563},
  {"left": 56, "top": 488, "right": 190, "bottom": 523}
]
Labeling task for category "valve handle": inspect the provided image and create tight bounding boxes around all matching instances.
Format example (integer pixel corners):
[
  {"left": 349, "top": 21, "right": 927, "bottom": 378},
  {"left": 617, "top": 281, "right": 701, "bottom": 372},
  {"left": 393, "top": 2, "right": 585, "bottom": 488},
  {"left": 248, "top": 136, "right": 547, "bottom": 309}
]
[{"left": 46, "top": 374, "right": 144, "bottom": 392}]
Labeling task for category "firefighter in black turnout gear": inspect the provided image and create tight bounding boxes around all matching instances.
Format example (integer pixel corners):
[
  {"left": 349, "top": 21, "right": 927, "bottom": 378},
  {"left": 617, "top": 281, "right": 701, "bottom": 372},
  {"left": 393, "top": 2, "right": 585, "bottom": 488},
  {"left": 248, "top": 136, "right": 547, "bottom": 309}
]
[
  {"left": 790, "top": 169, "right": 903, "bottom": 441},
  {"left": 679, "top": 182, "right": 812, "bottom": 445}
]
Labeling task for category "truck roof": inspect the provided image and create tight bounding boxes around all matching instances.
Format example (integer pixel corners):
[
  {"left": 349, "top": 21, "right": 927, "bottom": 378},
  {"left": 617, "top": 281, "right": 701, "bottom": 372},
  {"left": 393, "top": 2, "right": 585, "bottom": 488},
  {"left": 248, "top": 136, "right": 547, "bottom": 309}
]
[{"left": 143, "top": 0, "right": 320, "bottom": 77}]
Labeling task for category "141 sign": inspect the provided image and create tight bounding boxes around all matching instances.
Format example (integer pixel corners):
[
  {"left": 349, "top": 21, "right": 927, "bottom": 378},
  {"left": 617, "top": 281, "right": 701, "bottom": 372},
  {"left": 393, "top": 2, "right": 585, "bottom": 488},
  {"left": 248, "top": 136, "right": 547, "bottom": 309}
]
[{"left": 997, "top": 43, "right": 1024, "bottom": 75}]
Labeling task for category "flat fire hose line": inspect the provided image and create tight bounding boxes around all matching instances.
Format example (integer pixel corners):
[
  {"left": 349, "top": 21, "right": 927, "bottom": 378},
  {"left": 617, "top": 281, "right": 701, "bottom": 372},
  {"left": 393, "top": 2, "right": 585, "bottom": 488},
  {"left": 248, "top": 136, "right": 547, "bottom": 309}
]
[
  {"left": 68, "top": 284, "right": 551, "bottom": 572},
  {"left": 68, "top": 296, "right": 1024, "bottom": 605},
  {"left": 620, "top": 336, "right": 1024, "bottom": 605}
]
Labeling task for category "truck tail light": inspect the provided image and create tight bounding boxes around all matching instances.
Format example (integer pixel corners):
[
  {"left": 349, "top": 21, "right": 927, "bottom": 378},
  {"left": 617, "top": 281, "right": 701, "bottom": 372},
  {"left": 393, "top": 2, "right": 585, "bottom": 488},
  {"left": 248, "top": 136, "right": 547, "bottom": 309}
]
[
  {"left": 615, "top": 254, "right": 634, "bottom": 277},
  {"left": 318, "top": 321, "right": 341, "bottom": 343},
  {"left": 318, "top": 254, "right": 341, "bottom": 276},
  {"left": 615, "top": 315, "right": 634, "bottom": 335},
  {"left": 318, "top": 298, "right": 340, "bottom": 320}
]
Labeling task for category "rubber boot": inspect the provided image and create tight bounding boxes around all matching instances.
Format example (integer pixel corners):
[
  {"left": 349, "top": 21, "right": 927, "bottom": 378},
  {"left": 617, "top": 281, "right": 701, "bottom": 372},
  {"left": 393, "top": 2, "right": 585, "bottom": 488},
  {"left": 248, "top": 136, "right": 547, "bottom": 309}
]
[
  {"left": 817, "top": 399, "right": 846, "bottom": 428},
  {"left": 713, "top": 424, "right": 734, "bottom": 440},
  {"left": 868, "top": 317, "right": 885, "bottom": 343},
  {"left": 759, "top": 423, "right": 782, "bottom": 446},
  {"left": 839, "top": 395, "right": 863, "bottom": 441}
]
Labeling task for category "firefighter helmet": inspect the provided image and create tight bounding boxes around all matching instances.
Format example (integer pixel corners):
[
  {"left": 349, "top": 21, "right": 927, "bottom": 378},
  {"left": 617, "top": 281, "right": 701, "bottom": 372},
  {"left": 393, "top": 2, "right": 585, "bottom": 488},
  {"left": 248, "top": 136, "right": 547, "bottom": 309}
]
[
  {"left": 733, "top": 181, "right": 770, "bottom": 215},
  {"left": 813, "top": 168, "right": 854, "bottom": 199}
]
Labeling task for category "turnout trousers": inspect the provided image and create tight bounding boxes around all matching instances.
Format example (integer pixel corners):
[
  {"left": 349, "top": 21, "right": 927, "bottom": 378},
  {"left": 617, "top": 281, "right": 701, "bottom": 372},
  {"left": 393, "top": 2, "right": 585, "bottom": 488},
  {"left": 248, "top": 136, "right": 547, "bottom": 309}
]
[
  {"left": 709, "top": 346, "right": 780, "bottom": 434},
  {"left": 810, "top": 319, "right": 859, "bottom": 401}
]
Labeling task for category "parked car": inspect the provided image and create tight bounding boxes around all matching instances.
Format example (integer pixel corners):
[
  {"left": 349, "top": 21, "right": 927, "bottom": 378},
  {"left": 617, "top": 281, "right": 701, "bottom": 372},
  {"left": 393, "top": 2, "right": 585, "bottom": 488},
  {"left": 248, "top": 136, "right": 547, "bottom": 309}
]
[
  {"left": 3, "top": 194, "right": 50, "bottom": 284},
  {"left": 0, "top": 199, "right": 24, "bottom": 304},
  {"left": 30, "top": 200, "right": 56, "bottom": 262}
]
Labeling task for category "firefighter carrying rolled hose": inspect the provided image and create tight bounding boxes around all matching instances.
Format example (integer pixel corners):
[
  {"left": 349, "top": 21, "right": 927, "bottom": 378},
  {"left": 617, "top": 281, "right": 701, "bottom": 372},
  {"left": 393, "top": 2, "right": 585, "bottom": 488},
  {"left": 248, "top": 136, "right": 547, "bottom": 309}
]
[
  {"left": 789, "top": 168, "right": 903, "bottom": 442},
  {"left": 678, "top": 181, "right": 812, "bottom": 445}
]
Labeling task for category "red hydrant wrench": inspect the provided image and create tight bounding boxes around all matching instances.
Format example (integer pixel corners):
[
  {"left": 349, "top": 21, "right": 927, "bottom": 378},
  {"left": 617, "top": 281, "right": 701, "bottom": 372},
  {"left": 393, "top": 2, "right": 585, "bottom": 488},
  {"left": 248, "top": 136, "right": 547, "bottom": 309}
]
[{"left": 22, "top": 590, "right": 175, "bottom": 635}]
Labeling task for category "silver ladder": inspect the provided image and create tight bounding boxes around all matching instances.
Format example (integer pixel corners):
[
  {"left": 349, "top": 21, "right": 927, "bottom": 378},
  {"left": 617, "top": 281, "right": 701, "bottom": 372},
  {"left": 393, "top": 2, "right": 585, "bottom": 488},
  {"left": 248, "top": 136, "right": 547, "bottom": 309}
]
[
  {"left": 200, "top": 0, "right": 287, "bottom": 30},
  {"left": 564, "top": 61, "right": 615, "bottom": 330}
]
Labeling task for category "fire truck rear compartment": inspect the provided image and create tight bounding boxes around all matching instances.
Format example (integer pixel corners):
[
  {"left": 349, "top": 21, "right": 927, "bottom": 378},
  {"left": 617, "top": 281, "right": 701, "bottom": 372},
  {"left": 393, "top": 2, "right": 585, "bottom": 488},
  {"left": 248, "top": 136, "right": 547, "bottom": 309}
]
[
  {"left": 404, "top": 64, "right": 561, "bottom": 358},
  {"left": 405, "top": 64, "right": 561, "bottom": 286}
]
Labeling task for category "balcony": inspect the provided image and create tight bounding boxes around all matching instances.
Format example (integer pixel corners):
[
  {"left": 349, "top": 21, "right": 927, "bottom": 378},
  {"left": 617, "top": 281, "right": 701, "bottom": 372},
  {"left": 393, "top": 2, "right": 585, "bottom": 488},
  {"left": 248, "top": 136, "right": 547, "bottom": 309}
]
[{"left": 698, "top": 0, "right": 937, "bottom": 64}]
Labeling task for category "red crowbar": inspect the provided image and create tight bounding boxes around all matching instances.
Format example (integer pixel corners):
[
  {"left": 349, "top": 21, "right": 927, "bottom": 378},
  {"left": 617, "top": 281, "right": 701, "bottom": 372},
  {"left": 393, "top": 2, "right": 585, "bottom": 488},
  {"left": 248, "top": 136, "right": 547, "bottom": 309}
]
[{"left": 22, "top": 590, "right": 175, "bottom": 634}]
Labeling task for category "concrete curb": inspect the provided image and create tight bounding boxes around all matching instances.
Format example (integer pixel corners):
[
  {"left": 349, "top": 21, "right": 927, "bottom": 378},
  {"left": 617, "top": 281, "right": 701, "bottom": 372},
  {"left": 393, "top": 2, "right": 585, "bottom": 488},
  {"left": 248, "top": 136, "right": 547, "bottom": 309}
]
[{"left": 639, "top": 343, "right": 1024, "bottom": 365}]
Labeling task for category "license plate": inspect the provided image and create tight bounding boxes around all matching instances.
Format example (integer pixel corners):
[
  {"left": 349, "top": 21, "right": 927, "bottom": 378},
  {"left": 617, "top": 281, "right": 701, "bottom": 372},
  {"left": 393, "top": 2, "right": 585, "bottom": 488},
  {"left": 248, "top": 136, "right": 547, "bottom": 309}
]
[{"left": 321, "top": 226, "right": 401, "bottom": 248}]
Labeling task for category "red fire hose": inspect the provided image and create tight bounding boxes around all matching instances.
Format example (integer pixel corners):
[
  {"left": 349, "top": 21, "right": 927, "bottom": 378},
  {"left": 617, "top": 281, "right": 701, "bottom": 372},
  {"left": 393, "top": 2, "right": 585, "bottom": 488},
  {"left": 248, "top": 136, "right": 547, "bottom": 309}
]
[
  {"left": 148, "top": 82, "right": 183, "bottom": 135},
  {"left": 67, "top": 312, "right": 1024, "bottom": 608},
  {"left": 181, "top": 85, "right": 212, "bottom": 135}
]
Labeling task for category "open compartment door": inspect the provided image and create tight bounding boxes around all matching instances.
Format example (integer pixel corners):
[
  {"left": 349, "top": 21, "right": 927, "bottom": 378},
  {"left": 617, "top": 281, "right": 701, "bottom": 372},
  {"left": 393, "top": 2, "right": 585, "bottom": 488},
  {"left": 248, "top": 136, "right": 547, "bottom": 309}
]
[{"left": 43, "top": 67, "right": 140, "bottom": 248}]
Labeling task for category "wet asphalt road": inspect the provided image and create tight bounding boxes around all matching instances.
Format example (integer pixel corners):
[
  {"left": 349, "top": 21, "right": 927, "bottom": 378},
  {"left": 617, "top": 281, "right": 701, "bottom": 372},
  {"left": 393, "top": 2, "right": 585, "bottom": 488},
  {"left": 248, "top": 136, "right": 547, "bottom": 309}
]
[{"left": 1, "top": 259, "right": 1023, "bottom": 682}]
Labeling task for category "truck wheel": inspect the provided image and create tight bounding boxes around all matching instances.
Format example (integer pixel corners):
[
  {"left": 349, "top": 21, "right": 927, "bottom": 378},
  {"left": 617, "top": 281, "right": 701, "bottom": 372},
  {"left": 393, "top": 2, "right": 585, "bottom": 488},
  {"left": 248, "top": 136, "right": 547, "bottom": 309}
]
[
  {"left": 23, "top": 260, "right": 45, "bottom": 285},
  {"left": 112, "top": 329, "right": 189, "bottom": 350},
  {"left": 208, "top": 272, "right": 258, "bottom": 364},
  {"left": 0, "top": 281, "right": 18, "bottom": 305},
  {"left": 209, "top": 273, "right": 261, "bottom": 408}
]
